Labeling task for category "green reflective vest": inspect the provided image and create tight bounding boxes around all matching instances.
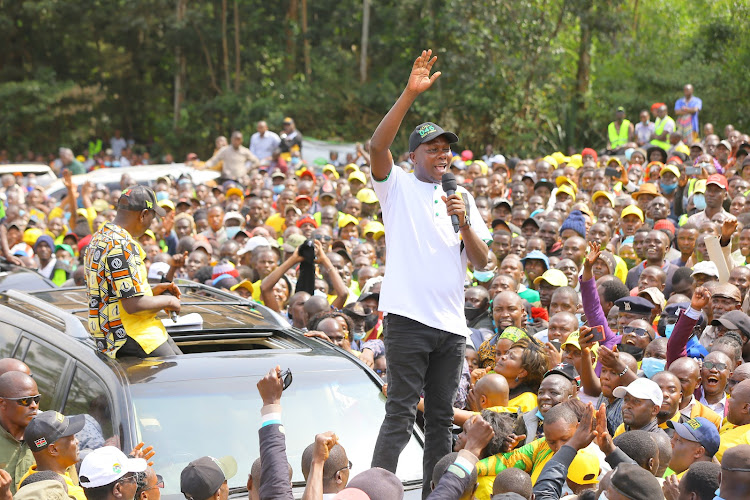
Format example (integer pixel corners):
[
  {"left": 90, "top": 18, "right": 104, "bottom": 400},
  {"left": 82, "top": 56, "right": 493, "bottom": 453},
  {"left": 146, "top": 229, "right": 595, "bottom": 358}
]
[
  {"left": 608, "top": 119, "right": 631, "bottom": 149},
  {"left": 652, "top": 116, "right": 675, "bottom": 150}
]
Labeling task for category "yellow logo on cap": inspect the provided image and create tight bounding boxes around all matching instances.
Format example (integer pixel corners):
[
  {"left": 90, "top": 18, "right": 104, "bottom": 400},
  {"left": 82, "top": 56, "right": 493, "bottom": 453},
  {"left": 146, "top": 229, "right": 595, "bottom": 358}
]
[
  {"left": 54, "top": 412, "right": 64, "bottom": 423},
  {"left": 686, "top": 418, "right": 701, "bottom": 429}
]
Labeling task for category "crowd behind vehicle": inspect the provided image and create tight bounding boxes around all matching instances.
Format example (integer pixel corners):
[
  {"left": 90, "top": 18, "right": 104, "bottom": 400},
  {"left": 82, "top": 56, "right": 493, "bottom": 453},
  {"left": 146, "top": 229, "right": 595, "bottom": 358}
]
[{"left": 2, "top": 85, "right": 750, "bottom": 500}]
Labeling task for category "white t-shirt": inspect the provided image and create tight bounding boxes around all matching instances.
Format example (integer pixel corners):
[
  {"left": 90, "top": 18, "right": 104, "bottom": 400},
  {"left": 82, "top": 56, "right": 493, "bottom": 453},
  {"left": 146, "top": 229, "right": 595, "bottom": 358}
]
[
  {"left": 373, "top": 165, "right": 491, "bottom": 337},
  {"left": 110, "top": 137, "right": 128, "bottom": 157}
]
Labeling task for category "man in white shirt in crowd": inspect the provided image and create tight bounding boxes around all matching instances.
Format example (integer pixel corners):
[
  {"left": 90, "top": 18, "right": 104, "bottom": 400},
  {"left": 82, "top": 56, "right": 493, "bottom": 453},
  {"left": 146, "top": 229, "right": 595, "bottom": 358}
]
[
  {"left": 249, "top": 121, "right": 281, "bottom": 162},
  {"left": 205, "top": 131, "right": 259, "bottom": 183}
]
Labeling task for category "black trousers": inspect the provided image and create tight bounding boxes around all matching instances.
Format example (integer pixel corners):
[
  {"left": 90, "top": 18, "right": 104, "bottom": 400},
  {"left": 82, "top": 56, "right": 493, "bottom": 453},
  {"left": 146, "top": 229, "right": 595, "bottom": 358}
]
[
  {"left": 371, "top": 314, "right": 466, "bottom": 498},
  {"left": 116, "top": 335, "right": 182, "bottom": 358}
]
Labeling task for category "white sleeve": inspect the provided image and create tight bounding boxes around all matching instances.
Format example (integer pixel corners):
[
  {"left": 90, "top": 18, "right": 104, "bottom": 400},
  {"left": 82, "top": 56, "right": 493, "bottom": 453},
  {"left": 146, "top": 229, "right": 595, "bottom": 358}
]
[{"left": 372, "top": 162, "right": 402, "bottom": 208}]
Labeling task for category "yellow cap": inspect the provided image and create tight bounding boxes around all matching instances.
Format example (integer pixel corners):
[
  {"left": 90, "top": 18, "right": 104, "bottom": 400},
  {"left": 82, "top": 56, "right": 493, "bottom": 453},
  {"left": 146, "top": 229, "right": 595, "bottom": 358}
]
[
  {"left": 348, "top": 171, "right": 367, "bottom": 185},
  {"left": 322, "top": 164, "right": 340, "bottom": 179},
  {"left": 22, "top": 228, "right": 43, "bottom": 246},
  {"left": 620, "top": 204, "right": 644, "bottom": 222},
  {"left": 607, "top": 157, "right": 623, "bottom": 167},
  {"left": 338, "top": 214, "right": 359, "bottom": 228},
  {"left": 225, "top": 187, "right": 245, "bottom": 199},
  {"left": 556, "top": 184, "right": 577, "bottom": 201},
  {"left": 533, "top": 269, "right": 568, "bottom": 288},
  {"left": 659, "top": 165, "right": 680, "bottom": 179},
  {"left": 344, "top": 163, "right": 360, "bottom": 174},
  {"left": 561, "top": 330, "right": 600, "bottom": 358},
  {"left": 230, "top": 279, "right": 254, "bottom": 293},
  {"left": 568, "top": 449, "right": 601, "bottom": 485},
  {"left": 556, "top": 176, "right": 578, "bottom": 193},
  {"left": 364, "top": 221, "right": 385, "bottom": 240},
  {"left": 143, "top": 229, "right": 157, "bottom": 241},
  {"left": 568, "top": 154, "right": 583, "bottom": 168},
  {"left": 473, "top": 160, "right": 489, "bottom": 175},
  {"left": 552, "top": 152, "right": 570, "bottom": 165},
  {"left": 543, "top": 155, "right": 559, "bottom": 169},
  {"left": 693, "top": 179, "right": 707, "bottom": 194},
  {"left": 675, "top": 144, "right": 690, "bottom": 156},
  {"left": 356, "top": 188, "right": 378, "bottom": 204},
  {"left": 157, "top": 199, "right": 175, "bottom": 211},
  {"left": 592, "top": 191, "right": 615, "bottom": 207}
]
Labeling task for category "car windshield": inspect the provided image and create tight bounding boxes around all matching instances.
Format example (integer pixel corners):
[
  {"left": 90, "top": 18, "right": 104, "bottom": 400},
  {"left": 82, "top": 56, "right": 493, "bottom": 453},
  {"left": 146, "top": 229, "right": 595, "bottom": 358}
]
[{"left": 130, "top": 368, "right": 423, "bottom": 498}]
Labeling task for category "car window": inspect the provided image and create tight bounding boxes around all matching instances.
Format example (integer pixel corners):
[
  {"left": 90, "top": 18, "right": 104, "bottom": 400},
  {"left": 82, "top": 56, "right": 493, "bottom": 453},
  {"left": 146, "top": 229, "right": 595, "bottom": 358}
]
[
  {"left": 64, "top": 366, "right": 116, "bottom": 451},
  {"left": 130, "top": 368, "right": 423, "bottom": 498},
  {"left": 0, "top": 323, "right": 20, "bottom": 358},
  {"left": 22, "top": 339, "right": 68, "bottom": 411}
]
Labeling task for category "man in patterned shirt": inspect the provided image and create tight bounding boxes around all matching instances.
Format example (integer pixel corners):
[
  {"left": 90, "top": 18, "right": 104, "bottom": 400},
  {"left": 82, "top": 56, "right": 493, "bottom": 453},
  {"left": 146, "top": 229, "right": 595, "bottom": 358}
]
[{"left": 84, "top": 186, "right": 182, "bottom": 358}]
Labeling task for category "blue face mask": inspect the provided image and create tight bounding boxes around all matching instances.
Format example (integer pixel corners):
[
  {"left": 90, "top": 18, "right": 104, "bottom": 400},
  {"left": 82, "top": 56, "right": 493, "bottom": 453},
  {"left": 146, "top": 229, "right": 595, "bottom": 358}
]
[
  {"left": 664, "top": 323, "right": 675, "bottom": 338},
  {"left": 641, "top": 357, "right": 666, "bottom": 378},
  {"left": 272, "top": 184, "right": 284, "bottom": 194},
  {"left": 693, "top": 193, "right": 707, "bottom": 211},
  {"left": 352, "top": 329, "right": 367, "bottom": 341},
  {"left": 474, "top": 270, "right": 495, "bottom": 283},
  {"left": 291, "top": 157, "right": 301, "bottom": 166},
  {"left": 661, "top": 181, "right": 677, "bottom": 194}
]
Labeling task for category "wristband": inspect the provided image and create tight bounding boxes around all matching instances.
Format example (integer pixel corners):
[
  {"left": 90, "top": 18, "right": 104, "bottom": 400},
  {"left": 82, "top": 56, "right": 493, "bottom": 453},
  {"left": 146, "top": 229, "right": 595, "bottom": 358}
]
[{"left": 618, "top": 366, "right": 628, "bottom": 377}]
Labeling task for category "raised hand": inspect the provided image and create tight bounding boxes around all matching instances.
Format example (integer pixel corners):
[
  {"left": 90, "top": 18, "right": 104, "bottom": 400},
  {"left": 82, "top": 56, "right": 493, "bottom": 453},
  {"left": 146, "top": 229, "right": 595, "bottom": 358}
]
[
  {"left": 584, "top": 241, "right": 601, "bottom": 269},
  {"left": 463, "top": 416, "right": 495, "bottom": 458},
  {"left": 566, "top": 403, "right": 597, "bottom": 450},
  {"left": 578, "top": 326, "right": 598, "bottom": 351},
  {"left": 595, "top": 403, "right": 615, "bottom": 455},
  {"left": 131, "top": 442, "right": 156, "bottom": 466},
  {"left": 170, "top": 251, "right": 189, "bottom": 269},
  {"left": 691, "top": 286, "right": 711, "bottom": 311},
  {"left": 405, "top": 50, "right": 441, "bottom": 96},
  {"left": 312, "top": 431, "right": 338, "bottom": 463},
  {"left": 257, "top": 366, "right": 284, "bottom": 406},
  {"left": 721, "top": 215, "right": 738, "bottom": 242}
]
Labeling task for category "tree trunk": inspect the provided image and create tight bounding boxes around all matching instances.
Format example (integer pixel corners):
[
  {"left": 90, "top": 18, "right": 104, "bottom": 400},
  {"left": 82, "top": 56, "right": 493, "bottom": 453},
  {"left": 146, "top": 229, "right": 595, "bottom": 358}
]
[
  {"left": 286, "top": 0, "right": 298, "bottom": 78},
  {"left": 301, "top": 0, "right": 310, "bottom": 77},
  {"left": 360, "top": 0, "right": 370, "bottom": 83},
  {"left": 573, "top": 9, "right": 593, "bottom": 147},
  {"left": 221, "top": 0, "right": 230, "bottom": 90},
  {"left": 173, "top": 0, "right": 188, "bottom": 128},
  {"left": 234, "top": 0, "right": 241, "bottom": 92}
]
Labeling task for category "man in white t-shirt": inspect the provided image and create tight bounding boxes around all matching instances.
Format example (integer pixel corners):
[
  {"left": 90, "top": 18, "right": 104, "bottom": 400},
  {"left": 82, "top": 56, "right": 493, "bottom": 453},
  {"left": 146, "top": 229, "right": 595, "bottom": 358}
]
[
  {"left": 110, "top": 129, "right": 128, "bottom": 158},
  {"left": 368, "top": 49, "right": 492, "bottom": 497}
]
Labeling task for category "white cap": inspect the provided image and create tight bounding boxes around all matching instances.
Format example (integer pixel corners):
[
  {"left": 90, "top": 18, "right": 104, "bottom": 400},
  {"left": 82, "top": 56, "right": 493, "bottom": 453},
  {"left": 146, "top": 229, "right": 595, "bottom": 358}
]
[
  {"left": 612, "top": 377, "right": 663, "bottom": 406},
  {"left": 489, "top": 154, "right": 506, "bottom": 165},
  {"left": 147, "top": 261, "right": 170, "bottom": 281},
  {"left": 691, "top": 261, "right": 719, "bottom": 278},
  {"left": 223, "top": 211, "right": 244, "bottom": 224},
  {"left": 79, "top": 446, "right": 147, "bottom": 488},
  {"left": 238, "top": 236, "right": 271, "bottom": 256}
]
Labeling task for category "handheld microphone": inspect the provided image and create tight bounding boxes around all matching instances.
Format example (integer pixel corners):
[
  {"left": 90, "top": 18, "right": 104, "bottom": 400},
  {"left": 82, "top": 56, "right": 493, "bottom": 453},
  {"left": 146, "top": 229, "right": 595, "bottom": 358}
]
[{"left": 441, "top": 172, "right": 460, "bottom": 233}]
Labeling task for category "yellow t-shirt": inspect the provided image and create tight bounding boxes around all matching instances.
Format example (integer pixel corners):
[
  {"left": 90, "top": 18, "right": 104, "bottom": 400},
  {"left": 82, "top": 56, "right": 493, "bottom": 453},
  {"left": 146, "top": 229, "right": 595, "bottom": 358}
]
[
  {"left": 265, "top": 213, "right": 285, "bottom": 236},
  {"left": 508, "top": 392, "right": 538, "bottom": 414},
  {"left": 85, "top": 222, "right": 168, "bottom": 357},
  {"left": 717, "top": 423, "right": 750, "bottom": 462},
  {"left": 17, "top": 465, "right": 86, "bottom": 500}
]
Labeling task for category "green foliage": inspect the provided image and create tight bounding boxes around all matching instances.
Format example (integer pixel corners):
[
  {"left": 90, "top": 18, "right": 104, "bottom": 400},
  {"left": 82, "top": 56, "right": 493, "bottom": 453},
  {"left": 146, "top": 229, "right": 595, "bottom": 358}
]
[{"left": 1, "top": 0, "right": 750, "bottom": 158}]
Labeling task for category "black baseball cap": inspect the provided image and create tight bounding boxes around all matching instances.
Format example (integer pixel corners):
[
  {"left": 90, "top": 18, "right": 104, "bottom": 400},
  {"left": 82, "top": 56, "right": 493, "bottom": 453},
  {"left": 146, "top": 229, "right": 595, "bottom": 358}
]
[
  {"left": 408, "top": 122, "right": 459, "bottom": 153},
  {"left": 544, "top": 362, "right": 581, "bottom": 387},
  {"left": 610, "top": 463, "right": 663, "bottom": 500},
  {"left": 118, "top": 186, "right": 166, "bottom": 217},
  {"left": 181, "top": 456, "right": 237, "bottom": 500},
  {"left": 24, "top": 411, "right": 85, "bottom": 452}
]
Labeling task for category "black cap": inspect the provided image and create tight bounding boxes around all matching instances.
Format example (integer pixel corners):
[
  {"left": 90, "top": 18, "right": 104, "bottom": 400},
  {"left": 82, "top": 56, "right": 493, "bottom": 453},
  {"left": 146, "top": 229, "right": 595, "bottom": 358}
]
[
  {"left": 181, "top": 456, "right": 237, "bottom": 500},
  {"left": 614, "top": 296, "right": 654, "bottom": 315},
  {"left": 491, "top": 219, "right": 511, "bottom": 233},
  {"left": 118, "top": 186, "right": 166, "bottom": 217},
  {"left": 544, "top": 362, "right": 581, "bottom": 387},
  {"left": 712, "top": 310, "right": 750, "bottom": 340},
  {"left": 610, "top": 463, "right": 664, "bottom": 500},
  {"left": 24, "top": 411, "right": 85, "bottom": 452},
  {"left": 408, "top": 122, "right": 459, "bottom": 153}
]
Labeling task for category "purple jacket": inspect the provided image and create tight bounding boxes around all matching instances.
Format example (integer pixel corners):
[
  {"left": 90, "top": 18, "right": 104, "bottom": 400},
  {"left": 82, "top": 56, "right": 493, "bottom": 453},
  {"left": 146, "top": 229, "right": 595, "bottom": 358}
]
[{"left": 579, "top": 276, "right": 621, "bottom": 376}]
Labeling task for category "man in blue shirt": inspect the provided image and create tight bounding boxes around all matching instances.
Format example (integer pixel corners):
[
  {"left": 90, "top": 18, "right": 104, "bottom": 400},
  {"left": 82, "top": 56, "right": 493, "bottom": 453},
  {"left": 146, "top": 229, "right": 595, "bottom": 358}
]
[{"left": 675, "top": 84, "right": 703, "bottom": 145}]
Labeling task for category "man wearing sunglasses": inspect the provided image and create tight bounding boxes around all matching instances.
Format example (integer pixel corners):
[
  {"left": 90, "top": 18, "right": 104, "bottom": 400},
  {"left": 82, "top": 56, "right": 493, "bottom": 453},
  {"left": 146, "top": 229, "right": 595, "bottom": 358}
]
[
  {"left": 19, "top": 411, "right": 86, "bottom": 500},
  {"left": 85, "top": 185, "right": 182, "bottom": 359},
  {"left": 0, "top": 371, "right": 39, "bottom": 494},
  {"left": 135, "top": 467, "right": 163, "bottom": 500}
]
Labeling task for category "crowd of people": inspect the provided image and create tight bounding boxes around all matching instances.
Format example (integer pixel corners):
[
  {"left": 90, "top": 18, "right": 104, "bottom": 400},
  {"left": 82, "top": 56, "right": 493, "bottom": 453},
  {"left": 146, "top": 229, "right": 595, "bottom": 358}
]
[{"left": 4, "top": 50, "right": 750, "bottom": 499}]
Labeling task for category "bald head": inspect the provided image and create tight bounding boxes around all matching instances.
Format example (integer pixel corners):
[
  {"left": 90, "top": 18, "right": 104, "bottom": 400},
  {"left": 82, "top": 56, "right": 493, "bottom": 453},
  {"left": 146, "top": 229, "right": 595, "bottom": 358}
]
[
  {"left": 0, "top": 359, "right": 31, "bottom": 377},
  {"left": 0, "top": 371, "right": 36, "bottom": 398},
  {"left": 732, "top": 379, "right": 750, "bottom": 405},
  {"left": 670, "top": 357, "right": 700, "bottom": 378},
  {"left": 720, "top": 444, "right": 750, "bottom": 498},
  {"left": 474, "top": 373, "right": 510, "bottom": 409}
]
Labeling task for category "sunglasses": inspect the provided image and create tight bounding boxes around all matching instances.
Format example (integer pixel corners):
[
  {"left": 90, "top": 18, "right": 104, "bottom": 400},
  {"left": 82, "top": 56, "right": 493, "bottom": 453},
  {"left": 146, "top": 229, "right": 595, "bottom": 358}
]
[
  {"left": 622, "top": 326, "right": 650, "bottom": 337},
  {"left": 375, "top": 368, "right": 386, "bottom": 376},
  {"left": 329, "top": 460, "right": 353, "bottom": 479},
  {"left": 313, "top": 234, "right": 333, "bottom": 242},
  {"left": 137, "top": 474, "right": 164, "bottom": 493},
  {"left": 3, "top": 395, "right": 41, "bottom": 406},
  {"left": 703, "top": 361, "right": 728, "bottom": 371},
  {"left": 279, "top": 369, "right": 293, "bottom": 390}
]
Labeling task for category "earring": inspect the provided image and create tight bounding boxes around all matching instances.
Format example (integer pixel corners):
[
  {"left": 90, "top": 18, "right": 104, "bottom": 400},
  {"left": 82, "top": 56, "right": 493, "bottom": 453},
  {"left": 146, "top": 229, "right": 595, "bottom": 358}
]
[{"left": 514, "top": 376, "right": 519, "bottom": 382}]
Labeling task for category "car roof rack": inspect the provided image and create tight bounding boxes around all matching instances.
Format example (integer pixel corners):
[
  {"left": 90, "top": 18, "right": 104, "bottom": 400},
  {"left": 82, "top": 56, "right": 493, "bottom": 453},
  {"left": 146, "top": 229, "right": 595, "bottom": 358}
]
[{"left": 2, "top": 289, "right": 90, "bottom": 340}]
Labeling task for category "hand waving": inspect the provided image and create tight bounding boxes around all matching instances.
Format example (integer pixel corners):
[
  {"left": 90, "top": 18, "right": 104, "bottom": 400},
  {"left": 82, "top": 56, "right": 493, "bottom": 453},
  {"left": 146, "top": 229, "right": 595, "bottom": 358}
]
[
  {"left": 584, "top": 241, "right": 601, "bottom": 270},
  {"left": 406, "top": 50, "right": 441, "bottom": 95},
  {"left": 721, "top": 215, "right": 738, "bottom": 242}
]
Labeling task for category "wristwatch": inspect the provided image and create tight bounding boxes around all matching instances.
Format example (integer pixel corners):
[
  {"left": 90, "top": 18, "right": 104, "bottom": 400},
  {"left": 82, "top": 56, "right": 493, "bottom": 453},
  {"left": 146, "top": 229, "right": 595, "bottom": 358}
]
[{"left": 459, "top": 214, "right": 470, "bottom": 229}]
